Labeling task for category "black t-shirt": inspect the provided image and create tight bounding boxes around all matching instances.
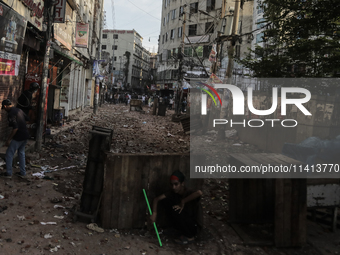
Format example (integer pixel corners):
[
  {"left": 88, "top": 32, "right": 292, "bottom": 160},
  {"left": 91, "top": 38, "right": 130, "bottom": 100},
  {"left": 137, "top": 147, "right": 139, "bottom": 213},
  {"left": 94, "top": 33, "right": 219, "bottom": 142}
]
[
  {"left": 7, "top": 107, "right": 30, "bottom": 141},
  {"left": 164, "top": 188, "right": 203, "bottom": 229},
  {"left": 17, "top": 90, "right": 33, "bottom": 115}
]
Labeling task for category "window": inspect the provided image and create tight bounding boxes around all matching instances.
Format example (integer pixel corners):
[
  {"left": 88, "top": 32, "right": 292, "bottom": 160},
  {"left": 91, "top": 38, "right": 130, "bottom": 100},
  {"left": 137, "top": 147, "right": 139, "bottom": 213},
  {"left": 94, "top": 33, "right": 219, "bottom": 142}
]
[
  {"left": 178, "top": 27, "right": 182, "bottom": 38},
  {"left": 184, "top": 47, "right": 193, "bottom": 56},
  {"left": 203, "top": 45, "right": 212, "bottom": 58},
  {"left": 188, "top": 24, "right": 197, "bottom": 36},
  {"left": 163, "top": 17, "right": 166, "bottom": 26},
  {"left": 190, "top": 2, "right": 198, "bottom": 13},
  {"left": 172, "top": 69, "right": 178, "bottom": 79},
  {"left": 205, "top": 22, "right": 214, "bottom": 33},
  {"left": 170, "top": 29, "right": 175, "bottom": 39},
  {"left": 256, "top": 33, "right": 264, "bottom": 43},
  {"left": 171, "top": 9, "right": 177, "bottom": 19},
  {"left": 196, "top": 46, "right": 203, "bottom": 57},
  {"left": 257, "top": 7, "right": 264, "bottom": 14},
  {"left": 114, "top": 56, "right": 117, "bottom": 61},
  {"left": 166, "top": 32, "right": 168, "bottom": 41},
  {"left": 102, "top": 34, "right": 107, "bottom": 39},
  {"left": 165, "top": 69, "right": 171, "bottom": 79},
  {"left": 167, "top": 12, "right": 170, "bottom": 23},
  {"left": 206, "top": 0, "right": 215, "bottom": 12},
  {"left": 102, "top": 45, "right": 107, "bottom": 50},
  {"left": 112, "top": 45, "right": 118, "bottom": 50},
  {"left": 164, "top": 0, "right": 167, "bottom": 8},
  {"left": 256, "top": 18, "right": 266, "bottom": 29},
  {"left": 162, "top": 35, "right": 165, "bottom": 44},
  {"left": 113, "top": 34, "right": 118, "bottom": 39},
  {"left": 235, "top": 45, "right": 240, "bottom": 58},
  {"left": 179, "top": 6, "right": 184, "bottom": 16}
]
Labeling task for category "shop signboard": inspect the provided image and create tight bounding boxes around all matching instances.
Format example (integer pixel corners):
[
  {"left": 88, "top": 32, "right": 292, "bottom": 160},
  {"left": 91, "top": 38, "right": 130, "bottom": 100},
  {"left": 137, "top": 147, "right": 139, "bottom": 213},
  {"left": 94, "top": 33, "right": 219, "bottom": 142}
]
[
  {"left": 2, "top": 0, "right": 43, "bottom": 30},
  {"left": 0, "top": 3, "right": 27, "bottom": 76},
  {"left": 75, "top": 23, "right": 89, "bottom": 48},
  {"left": 54, "top": 3, "right": 72, "bottom": 50},
  {"left": 54, "top": 0, "right": 66, "bottom": 23},
  {"left": 54, "top": 24, "right": 72, "bottom": 50}
]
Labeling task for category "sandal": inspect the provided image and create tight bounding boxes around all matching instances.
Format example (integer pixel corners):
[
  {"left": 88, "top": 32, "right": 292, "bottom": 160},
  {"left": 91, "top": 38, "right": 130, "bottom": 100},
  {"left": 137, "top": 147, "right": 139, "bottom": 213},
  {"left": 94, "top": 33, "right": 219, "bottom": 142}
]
[
  {"left": 86, "top": 223, "right": 104, "bottom": 233},
  {"left": 174, "top": 235, "right": 195, "bottom": 245}
]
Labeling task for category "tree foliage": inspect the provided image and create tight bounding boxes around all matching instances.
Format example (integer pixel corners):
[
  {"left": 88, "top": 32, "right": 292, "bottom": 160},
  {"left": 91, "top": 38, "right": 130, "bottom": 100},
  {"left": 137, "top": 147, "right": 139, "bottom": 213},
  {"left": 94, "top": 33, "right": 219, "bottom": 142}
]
[{"left": 238, "top": 0, "right": 340, "bottom": 78}]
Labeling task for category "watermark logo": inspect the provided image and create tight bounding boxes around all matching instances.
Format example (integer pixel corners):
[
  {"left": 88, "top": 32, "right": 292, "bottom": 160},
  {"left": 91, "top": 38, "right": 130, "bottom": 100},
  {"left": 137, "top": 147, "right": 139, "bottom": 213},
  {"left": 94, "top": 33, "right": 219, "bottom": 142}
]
[
  {"left": 201, "top": 84, "right": 311, "bottom": 116},
  {"left": 199, "top": 83, "right": 222, "bottom": 110}
]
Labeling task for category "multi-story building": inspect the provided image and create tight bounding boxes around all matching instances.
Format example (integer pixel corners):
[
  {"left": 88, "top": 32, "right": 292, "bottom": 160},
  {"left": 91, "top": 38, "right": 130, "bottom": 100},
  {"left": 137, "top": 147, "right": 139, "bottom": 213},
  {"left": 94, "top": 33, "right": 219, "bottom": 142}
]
[
  {"left": 157, "top": 0, "right": 255, "bottom": 86},
  {"left": 101, "top": 29, "right": 151, "bottom": 91},
  {"left": 157, "top": 0, "right": 224, "bottom": 89},
  {"left": 228, "top": 0, "right": 254, "bottom": 77}
]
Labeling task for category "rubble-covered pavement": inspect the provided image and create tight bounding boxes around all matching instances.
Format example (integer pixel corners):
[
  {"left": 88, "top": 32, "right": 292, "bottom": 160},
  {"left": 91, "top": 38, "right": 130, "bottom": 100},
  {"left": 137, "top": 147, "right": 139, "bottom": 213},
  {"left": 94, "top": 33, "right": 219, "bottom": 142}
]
[{"left": 0, "top": 103, "right": 337, "bottom": 255}]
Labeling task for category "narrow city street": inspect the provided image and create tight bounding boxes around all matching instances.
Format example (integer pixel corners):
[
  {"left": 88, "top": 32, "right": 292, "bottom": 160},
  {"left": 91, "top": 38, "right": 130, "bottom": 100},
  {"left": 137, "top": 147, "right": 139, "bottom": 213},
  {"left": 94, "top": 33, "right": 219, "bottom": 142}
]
[{"left": 0, "top": 103, "right": 336, "bottom": 255}]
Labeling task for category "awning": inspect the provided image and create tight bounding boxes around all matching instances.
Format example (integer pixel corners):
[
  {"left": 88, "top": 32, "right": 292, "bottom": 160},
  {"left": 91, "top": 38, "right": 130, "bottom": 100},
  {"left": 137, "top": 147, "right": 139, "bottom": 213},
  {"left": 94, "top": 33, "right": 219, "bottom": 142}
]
[{"left": 52, "top": 46, "right": 83, "bottom": 66}]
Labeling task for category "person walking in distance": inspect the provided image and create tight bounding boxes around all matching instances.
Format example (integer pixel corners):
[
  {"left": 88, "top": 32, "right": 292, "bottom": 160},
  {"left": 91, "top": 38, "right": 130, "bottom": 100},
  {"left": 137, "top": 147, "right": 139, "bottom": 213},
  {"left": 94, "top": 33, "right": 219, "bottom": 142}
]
[{"left": 1, "top": 99, "right": 30, "bottom": 179}]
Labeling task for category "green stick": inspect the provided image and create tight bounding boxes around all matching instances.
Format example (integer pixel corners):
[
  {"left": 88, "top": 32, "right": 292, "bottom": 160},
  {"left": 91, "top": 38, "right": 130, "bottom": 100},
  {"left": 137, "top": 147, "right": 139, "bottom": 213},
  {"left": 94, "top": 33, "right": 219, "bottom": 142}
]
[{"left": 143, "top": 189, "right": 162, "bottom": 247}]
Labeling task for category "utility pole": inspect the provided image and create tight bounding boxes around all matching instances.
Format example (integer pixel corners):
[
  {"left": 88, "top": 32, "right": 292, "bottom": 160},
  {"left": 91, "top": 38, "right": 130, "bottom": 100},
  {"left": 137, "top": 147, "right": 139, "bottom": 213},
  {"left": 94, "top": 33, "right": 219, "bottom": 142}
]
[
  {"left": 112, "top": 38, "right": 115, "bottom": 85},
  {"left": 211, "top": 0, "right": 226, "bottom": 74},
  {"left": 181, "top": 10, "right": 186, "bottom": 54},
  {"left": 214, "top": 0, "right": 240, "bottom": 140},
  {"left": 35, "top": 2, "right": 54, "bottom": 151},
  {"left": 225, "top": 0, "right": 240, "bottom": 78},
  {"left": 214, "top": 0, "right": 228, "bottom": 140},
  {"left": 176, "top": 6, "right": 186, "bottom": 114}
]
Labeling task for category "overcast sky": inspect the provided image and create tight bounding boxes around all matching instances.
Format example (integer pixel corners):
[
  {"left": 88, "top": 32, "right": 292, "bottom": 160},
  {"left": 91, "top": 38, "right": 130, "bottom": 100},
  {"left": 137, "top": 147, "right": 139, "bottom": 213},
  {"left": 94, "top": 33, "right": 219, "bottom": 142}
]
[{"left": 103, "top": 0, "right": 162, "bottom": 53}]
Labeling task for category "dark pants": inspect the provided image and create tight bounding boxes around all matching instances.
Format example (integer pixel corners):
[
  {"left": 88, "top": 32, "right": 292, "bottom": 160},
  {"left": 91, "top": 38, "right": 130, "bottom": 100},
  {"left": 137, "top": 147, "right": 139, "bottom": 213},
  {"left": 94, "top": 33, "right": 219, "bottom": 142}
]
[{"left": 161, "top": 198, "right": 197, "bottom": 238}]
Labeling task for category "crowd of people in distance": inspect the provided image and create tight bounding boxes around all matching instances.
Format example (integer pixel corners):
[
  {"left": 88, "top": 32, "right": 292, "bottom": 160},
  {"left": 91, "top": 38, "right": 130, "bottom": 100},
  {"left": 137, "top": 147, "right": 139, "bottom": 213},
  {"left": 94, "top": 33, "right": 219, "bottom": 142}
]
[{"left": 104, "top": 92, "right": 187, "bottom": 113}]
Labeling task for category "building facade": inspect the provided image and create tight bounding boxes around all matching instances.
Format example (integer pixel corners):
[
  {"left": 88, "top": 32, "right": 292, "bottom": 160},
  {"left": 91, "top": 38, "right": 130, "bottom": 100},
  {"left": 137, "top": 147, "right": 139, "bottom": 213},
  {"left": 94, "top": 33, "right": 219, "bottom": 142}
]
[
  {"left": 101, "top": 29, "right": 151, "bottom": 91},
  {"left": 157, "top": 0, "right": 223, "bottom": 89},
  {"left": 59, "top": 0, "right": 104, "bottom": 116},
  {"left": 157, "top": 0, "right": 255, "bottom": 86},
  {"left": 0, "top": 0, "right": 104, "bottom": 144},
  {"left": 0, "top": 0, "right": 45, "bottom": 140}
]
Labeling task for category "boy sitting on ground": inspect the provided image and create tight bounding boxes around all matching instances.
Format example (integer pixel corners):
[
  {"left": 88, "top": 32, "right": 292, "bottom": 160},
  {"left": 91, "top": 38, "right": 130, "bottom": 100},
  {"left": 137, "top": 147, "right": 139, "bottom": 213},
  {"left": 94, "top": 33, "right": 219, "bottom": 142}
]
[{"left": 150, "top": 170, "right": 203, "bottom": 244}]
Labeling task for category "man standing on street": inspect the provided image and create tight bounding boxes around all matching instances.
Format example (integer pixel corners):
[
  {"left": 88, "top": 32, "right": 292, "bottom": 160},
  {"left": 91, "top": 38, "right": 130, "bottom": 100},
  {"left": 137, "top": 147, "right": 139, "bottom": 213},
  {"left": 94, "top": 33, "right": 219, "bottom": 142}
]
[{"left": 1, "top": 99, "right": 30, "bottom": 178}]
